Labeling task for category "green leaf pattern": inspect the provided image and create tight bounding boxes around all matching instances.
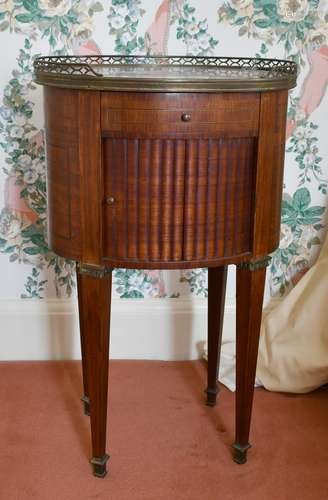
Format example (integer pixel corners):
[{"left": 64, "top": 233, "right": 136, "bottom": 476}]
[
  {"left": 219, "top": 0, "right": 328, "bottom": 65},
  {"left": 218, "top": 0, "right": 327, "bottom": 295},
  {"left": 3, "top": 0, "right": 103, "bottom": 49},
  {"left": 0, "top": 1, "right": 327, "bottom": 299},
  {"left": 171, "top": 1, "right": 219, "bottom": 55},
  {"left": 107, "top": 0, "right": 146, "bottom": 55}
]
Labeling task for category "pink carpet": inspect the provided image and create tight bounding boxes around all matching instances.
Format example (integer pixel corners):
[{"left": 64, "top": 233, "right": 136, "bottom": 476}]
[{"left": 0, "top": 360, "right": 327, "bottom": 500}]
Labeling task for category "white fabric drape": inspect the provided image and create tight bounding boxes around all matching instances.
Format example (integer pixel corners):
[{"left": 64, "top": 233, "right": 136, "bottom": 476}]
[
  {"left": 214, "top": 231, "right": 328, "bottom": 393},
  {"left": 257, "top": 231, "right": 328, "bottom": 393}
]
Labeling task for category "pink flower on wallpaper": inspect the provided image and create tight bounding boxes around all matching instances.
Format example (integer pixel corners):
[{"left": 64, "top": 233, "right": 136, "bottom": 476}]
[
  {"left": 32, "top": 130, "right": 44, "bottom": 151},
  {"left": 146, "top": 0, "right": 170, "bottom": 54},
  {"left": 286, "top": 45, "right": 328, "bottom": 139},
  {"left": 4, "top": 176, "right": 38, "bottom": 224},
  {"left": 144, "top": 270, "right": 166, "bottom": 297},
  {"left": 286, "top": 117, "right": 295, "bottom": 140},
  {"left": 73, "top": 39, "right": 102, "bottom": 56},
  {"left": 300, "top": 46, "right": 328, "bottom": 116}
]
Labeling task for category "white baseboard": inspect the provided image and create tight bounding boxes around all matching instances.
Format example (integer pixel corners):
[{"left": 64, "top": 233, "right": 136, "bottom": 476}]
[{"left": 0, "top": 297, "right": 236, "bottom": 361}]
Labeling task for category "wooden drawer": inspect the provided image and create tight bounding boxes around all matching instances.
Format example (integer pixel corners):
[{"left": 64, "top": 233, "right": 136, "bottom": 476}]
[{"left": 101, "top": 92, "right": 260, "bottom": 138}]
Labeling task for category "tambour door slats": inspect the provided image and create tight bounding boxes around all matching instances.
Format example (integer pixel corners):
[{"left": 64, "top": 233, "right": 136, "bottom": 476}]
[{"left": 103, "top": 136, "right": 255, "bottom": 265}]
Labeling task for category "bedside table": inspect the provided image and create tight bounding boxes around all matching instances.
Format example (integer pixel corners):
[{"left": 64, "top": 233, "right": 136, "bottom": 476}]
[{"left": 34, "top": 55, "right": 297, "bottom": 477}]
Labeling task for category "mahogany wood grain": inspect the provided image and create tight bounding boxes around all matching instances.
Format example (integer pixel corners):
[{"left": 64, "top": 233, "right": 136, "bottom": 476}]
[
  {"left": 42, "top": 85, "right": 290, "bottom": 475},
  {"left": 252, "top": 90, "right": 288, "bottom": 257},
  {"left": 233, "top": 263, "right": 267, "bottom": 464},
  {"left": 44, "top": 87, "right": 82, "bottom": 259},
  {"left": 103, "top": 136, "right": 255, "bottom": 267},
  {"left": 102, "top": 252, "right": 252, "bottom": 270},
  {"left": 77, "top": 270, "right": 90, "bottom": 415},
  {"left": 101, "top": 92, "right": 260, "bottom": 138},
  {"left": 206, "top": 266, "right": 228, "bottom": 406},
  {"left": 44, "top": 89, "right": 289, "bottom": 268},
  {"left": 77, "top": 269, "right": 112, "bottom": 477},
  {"left": 78, "top": 91, "right": 103, "bottom": 265}
]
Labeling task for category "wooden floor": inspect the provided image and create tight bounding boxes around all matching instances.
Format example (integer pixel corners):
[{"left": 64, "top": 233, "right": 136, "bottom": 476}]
[{"left": 0, "top": 360, "right": 327, "bottom": 500}]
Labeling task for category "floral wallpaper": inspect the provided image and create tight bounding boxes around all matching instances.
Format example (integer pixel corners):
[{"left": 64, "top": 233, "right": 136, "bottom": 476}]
[{"left": 0, "top": 0, "right": 327, "bottom": 300}]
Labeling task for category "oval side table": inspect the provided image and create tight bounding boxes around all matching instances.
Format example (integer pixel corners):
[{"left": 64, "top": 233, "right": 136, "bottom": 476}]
[{"left": 34, "top": 55, "right": 297, "bottom": 478}]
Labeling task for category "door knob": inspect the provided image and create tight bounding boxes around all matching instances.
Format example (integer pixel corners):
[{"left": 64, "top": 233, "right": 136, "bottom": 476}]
[
  {"left": 181, "top": 113, "right": 191, "bottom": 122},
  {"left": 106, "top": 196, "right": 115, "bottom": 205}
]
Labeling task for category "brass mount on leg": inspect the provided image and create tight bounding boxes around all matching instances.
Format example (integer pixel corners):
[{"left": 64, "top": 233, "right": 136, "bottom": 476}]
[
  {"left": 77, "top": 263, "right": 112, "bottom": 279},
  {"left": 236, "top": 256, "right": 271, "bottom": 271}
]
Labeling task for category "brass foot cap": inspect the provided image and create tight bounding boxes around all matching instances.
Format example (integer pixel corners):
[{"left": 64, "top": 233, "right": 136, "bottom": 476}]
[
  {"left": 232, "top": 442, "right": 251, "bottom": 464},
  {"left": 205, "top": 387, "right": 219, "bottom": 407},
  {"left": 90, "top": 454, "right": 110, "bottom": 478}
]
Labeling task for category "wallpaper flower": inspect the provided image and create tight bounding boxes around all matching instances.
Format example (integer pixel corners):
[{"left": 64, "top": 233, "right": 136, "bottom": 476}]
[{"left": 0, "top": 0, "right": 327, "bottom": 299}]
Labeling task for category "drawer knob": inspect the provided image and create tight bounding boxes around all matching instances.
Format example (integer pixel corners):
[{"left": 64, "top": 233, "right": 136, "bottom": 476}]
[
  {"left": 181, "top": 113, "right": 191, "bottom": 122},
  {"left": 106, "top": 196, "right": 115, "bottom": 205}
]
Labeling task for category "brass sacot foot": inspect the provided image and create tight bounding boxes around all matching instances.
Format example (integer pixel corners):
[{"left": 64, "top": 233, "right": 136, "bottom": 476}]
[
  {"left": 205, "top": 387, "right": 219, "bottom": 407},
  {"left": 90, "top": 454, "right": 110, "bottom": 478},
  {"left": 232, "top": 442, "right": 251, "bottom": 464}
]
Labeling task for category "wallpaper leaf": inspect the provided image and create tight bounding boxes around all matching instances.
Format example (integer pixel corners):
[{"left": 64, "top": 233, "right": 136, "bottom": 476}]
[{"left": 0, "top": 0, "right": 327, "bottom": 300}]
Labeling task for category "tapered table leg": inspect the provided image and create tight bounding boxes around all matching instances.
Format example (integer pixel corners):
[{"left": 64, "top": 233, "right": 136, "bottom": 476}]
[
  {"left": 77, "top": 264, "right": 112, "bottom": 478},
  {"left": 77, "top": 267, "right": 90, "bottom": 416},
  {"left": 233, "top": 257, "right": 270, "bottom": 464},
  {"left": 206, "top": 266, "right": 228, "bottom": 406}
]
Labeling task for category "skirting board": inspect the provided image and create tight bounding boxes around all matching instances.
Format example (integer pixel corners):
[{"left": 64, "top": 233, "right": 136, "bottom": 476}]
[{"left": 0, "top": 297, "right": 236, "bottom": 361}]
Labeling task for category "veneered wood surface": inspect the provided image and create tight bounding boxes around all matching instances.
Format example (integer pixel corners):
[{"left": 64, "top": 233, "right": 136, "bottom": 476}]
[
  {"left": 42, "top": 85, "right": 291, "bottom": 474},
  {"left": 77, "top": 270, "right": 112, "bottom": 471},
  {"left": 235, "top": 264, "right": 267, "bottom": 450},
  {"left": 101, "top": 92, "right": 260, "bottom": 138},
  {"left": 206, "top": 266, "right": 228, "bottom": 406},
  {"left": 78, "top": 91, "right": 103, "bottom": 265},
  {"left": 44, "top": 87, "right": 82, "bottom": 259},
  {"left": 103, "top": 136, "right": 255, "bottom": 266},
  {"left": 77, "top": 270, "right": 90, "bottom": 409},
  {"left": 44, "top": 88, "right": 288, "bottom": 268},
  {"left": 252, "top": 90, "right": 288, "bottom": 258}
]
